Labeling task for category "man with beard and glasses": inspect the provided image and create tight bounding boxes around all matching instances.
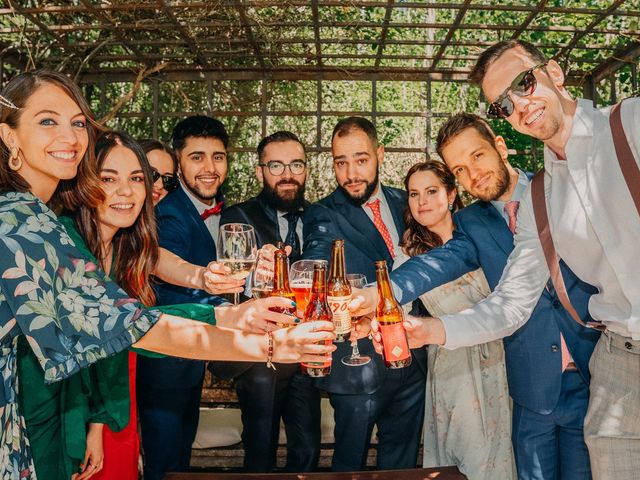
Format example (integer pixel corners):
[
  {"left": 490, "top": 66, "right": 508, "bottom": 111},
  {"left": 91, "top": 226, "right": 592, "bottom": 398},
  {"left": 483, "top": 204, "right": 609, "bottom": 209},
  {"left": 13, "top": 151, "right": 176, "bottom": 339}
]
[
  {"left": 137, "top": 115, "right": 237, "bottom": 480},
  {"left": 353, "top": 112, "right": 600, "bottom": 480},
  {"left": 214, "top": 131, "right": 321, "bottom": 473},
  {"left": 303, "top": 117, "right": 427, "bottom": 472}
]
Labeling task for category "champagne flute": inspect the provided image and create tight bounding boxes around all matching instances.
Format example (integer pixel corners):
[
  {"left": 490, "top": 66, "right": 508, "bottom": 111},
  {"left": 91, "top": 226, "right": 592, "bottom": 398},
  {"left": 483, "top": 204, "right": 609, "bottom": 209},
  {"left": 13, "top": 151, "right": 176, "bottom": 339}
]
[
  {"left": 290, "top": 260, "right": 327, "bottom": 318},
  {"left": 217, "top": 223, "right": 257, "bottom": 305},
  {"left": 341, "top": 273, "right": 371, "bottom": 366},
  {"left": 251, "top": 260, "right": 273, "bottom": 299}
]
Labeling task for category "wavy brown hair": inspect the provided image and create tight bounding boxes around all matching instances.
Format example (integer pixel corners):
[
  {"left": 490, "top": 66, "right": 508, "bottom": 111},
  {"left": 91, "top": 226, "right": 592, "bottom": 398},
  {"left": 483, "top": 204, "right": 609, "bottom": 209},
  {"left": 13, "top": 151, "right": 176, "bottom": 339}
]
[
  {"left": 0, "top": 69, "right": 104, "bottom": 210},
  {"left": 400, "top": 161, "right": 464, "bottom": 257},
  {"left": 74, "top": 131, "right": 158, "bottom": 306}
]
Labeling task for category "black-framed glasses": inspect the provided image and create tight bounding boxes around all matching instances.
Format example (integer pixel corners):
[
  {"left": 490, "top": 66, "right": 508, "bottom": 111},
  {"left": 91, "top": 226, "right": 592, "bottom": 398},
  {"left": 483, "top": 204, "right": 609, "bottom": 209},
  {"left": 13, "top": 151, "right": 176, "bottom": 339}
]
[
  {"left": 259, "top": 160, "right": 306, "bottom": 176},
  {"left": 151, "top": 169, "right": 178, "bottom": 191},
  {"left": 487, "top": 63, "right": 547, "bottom": 119}
]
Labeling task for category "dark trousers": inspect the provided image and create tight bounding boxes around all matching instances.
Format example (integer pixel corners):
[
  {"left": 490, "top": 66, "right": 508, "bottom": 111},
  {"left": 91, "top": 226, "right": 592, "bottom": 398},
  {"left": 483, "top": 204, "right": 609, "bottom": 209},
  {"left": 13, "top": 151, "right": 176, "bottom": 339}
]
[
  {"left": 137, "top": 383, "right": 203, "bottom": 480},
  {"left": 235, "top": 365, "right": 321, "bottom": 473},
  {"left": 512, "top": 370, "right": 592, "bottom": 480},
  {"left": 329, "top": 360, "right": 426, "bottom": 472}
]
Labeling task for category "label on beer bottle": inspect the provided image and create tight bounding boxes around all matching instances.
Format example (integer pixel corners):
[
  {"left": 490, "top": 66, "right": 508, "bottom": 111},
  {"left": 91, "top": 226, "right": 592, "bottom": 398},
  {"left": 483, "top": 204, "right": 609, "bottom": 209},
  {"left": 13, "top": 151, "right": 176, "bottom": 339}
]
[
  {"left": 328, "top": 295, "right": 352, "bottom": 334},
  {"left": 379, "top": 322, "right": 410, "bottom": 361}
]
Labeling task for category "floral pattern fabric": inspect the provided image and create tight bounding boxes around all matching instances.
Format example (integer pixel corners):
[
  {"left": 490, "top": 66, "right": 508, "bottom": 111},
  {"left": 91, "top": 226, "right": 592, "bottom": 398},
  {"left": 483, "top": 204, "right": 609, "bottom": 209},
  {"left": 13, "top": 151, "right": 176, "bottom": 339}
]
[{"left": 0, "top": 192, "right": 161, "bottom": 480}]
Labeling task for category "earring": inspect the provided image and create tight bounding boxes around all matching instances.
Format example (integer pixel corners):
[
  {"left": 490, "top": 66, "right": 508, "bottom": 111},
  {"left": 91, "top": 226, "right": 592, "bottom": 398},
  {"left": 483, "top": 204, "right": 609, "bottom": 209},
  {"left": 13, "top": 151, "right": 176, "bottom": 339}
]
[
  {"left": 448, "top": 202, "right": 454, "bottom": 212},
  {"left": 8, "top": 147, "right": 22, "bottom": 171}
]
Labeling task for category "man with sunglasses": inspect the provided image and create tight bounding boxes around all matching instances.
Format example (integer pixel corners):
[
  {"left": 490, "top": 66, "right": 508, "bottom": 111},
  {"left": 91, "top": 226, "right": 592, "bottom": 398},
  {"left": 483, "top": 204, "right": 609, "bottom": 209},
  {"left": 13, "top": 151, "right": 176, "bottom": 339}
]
[
  {"left": 215, "top": 131, "right": 321, "bottom": 473},
  {"left": 471, "top": 40, "right": 640, "bottom": 480},
  {"left": 369, "top": 40, "right": 640, "bottom": 479}
]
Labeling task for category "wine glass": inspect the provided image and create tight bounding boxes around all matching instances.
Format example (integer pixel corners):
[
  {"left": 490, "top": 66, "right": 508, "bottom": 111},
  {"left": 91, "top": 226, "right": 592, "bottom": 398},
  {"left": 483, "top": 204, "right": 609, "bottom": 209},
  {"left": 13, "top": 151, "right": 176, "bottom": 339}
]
[
  {"left": 251, "top": 258, "right": 273, "bottom": 300},
  {"left": 290, "top": 260, "right": 327, "bottom": 318},
  {"left": 342, "top": 273, "right": 371, "bottom": 366},
  {"left": 217, "top": 223, "right": 257, "bottom": 305}
]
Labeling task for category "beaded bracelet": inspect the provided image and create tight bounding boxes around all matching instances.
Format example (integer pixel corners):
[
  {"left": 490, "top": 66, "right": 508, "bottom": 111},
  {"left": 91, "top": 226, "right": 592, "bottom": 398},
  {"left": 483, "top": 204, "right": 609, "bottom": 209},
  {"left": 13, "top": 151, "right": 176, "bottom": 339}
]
[{"left": 266, "top": 331, "right": 276, "bottom": 370}]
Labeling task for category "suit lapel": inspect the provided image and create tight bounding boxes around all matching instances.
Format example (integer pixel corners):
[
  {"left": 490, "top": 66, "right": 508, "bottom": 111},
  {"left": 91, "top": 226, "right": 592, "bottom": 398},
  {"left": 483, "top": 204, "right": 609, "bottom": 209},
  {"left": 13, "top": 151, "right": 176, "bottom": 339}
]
[
  {"left": 176, "top": 187, "right": 217, "bottom": 256},
  {"left": 333, "top": 189, "right": 393, "bottom": 263},
  {"left": 476, "top": 201, "right": 514, "bottom": 256}
]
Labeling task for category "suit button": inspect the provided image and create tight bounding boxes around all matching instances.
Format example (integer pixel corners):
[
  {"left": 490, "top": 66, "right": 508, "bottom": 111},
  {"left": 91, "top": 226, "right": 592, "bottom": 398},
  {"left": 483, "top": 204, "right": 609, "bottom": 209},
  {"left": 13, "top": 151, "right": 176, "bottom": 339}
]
[
  {"left": 625, "top": 342, "right": 633, "bottom": 350},
  {"left": 551, "top": 344, "right": 559, "bottom": 353},
  {"left": 552, "top": 300, "right": 561, "bottom": 308}
]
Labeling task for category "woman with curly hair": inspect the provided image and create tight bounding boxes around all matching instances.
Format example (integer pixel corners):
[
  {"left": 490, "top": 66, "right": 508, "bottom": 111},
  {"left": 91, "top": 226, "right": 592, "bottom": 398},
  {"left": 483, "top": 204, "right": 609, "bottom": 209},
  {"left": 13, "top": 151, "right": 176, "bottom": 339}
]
[{"left": 397, "top": 161, "right": 514, "bottom": 480}]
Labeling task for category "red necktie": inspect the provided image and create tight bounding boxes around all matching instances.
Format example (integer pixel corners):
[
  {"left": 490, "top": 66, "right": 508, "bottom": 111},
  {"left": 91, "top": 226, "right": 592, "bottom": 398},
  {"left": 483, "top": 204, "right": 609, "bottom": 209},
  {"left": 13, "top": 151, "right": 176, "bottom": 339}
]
[
  {"left": 366, "top": 198, "right": 395, "bottom": 258},
  {"left": 201, "top": 201, "right": 224, "bottom": 220}
]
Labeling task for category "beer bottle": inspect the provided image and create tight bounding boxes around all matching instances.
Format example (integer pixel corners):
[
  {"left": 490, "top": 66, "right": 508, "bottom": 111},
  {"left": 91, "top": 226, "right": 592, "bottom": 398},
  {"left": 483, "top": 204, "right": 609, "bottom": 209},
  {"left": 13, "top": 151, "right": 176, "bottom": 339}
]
[
  {"left": 269, "top": 249, "right": 296, "bottom": 324},
  {"left": 301, "top": 263, "right": 332, "bottom": 377},
  {"left": 328, "top": 239, "right": 352, "bottom": 343},
  {"left": 374, "top": 260, "right": 412, "bottom": 369}
]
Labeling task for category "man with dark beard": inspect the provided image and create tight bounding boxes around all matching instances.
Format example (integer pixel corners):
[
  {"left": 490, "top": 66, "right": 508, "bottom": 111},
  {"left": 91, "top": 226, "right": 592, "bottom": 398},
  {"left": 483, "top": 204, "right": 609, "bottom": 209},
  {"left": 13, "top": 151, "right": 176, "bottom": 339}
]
[
  {"left": 303, "top": 117, "right": 427, "bottom": 472},
  {"left": 217, "top": 131, "right": 321, "bottom": 473}
]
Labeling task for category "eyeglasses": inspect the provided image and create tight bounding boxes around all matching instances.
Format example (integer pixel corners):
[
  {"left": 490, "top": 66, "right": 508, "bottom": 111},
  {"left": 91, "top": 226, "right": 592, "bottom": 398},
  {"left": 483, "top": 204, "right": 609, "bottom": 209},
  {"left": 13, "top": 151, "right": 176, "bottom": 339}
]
[
  {"left": 487, "top": 63, "right": 547, "bottom": 119},
  {"left": 259, "top": 160, "right": 306, "bottom": 176},
  {"left": 151, "top": 169, "right": 178, "bottom": 191}
]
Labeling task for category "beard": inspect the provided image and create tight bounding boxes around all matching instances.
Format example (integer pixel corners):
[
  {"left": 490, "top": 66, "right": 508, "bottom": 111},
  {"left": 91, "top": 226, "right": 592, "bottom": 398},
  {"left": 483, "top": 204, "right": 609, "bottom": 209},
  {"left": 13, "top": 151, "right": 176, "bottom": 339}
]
[
  {"left": 473, "top": 159, "right": 511, "bottom": 202},
  {"left": 261, "top": 179, "right": 306, "bottom": 213},
  {"left": 338, "top": 169, "right": 380, "bottom": 206},
  {"left": 181, "top": 175, "right": 219, "bottom": 202}
]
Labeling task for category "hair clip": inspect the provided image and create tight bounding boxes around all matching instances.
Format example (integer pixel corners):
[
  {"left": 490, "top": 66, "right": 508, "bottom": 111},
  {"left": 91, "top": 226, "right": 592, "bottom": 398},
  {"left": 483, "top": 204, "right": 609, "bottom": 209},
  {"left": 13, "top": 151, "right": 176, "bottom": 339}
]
[{"left": 0, "top": 94, "right": 19, "bottom": 110}]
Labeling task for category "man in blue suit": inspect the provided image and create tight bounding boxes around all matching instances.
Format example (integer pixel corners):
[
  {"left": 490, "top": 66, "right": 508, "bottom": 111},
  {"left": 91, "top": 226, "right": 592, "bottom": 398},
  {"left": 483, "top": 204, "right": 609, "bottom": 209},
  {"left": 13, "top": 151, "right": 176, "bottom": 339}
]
[
  {"left": 303, "top": 117, "right": 427, "bottom": 472},
  {"left": 357, "top": 113, "right": 600, "bottom": 479},
  {"left": 137, "top": 116, "right": 230, "bottom": 480}
]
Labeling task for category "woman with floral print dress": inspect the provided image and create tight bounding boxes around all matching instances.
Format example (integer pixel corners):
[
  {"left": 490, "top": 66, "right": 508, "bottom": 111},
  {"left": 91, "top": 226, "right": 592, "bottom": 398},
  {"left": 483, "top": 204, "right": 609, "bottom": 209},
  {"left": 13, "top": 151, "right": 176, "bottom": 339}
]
[{"left": 0, "top": 70, "right": 335, "bottom": 480}]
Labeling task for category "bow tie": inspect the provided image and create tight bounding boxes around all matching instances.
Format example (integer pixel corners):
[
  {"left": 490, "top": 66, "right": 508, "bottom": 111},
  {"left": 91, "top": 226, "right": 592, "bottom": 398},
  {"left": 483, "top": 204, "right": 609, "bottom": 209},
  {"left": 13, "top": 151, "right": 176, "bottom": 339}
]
[{"left": 200, "top": 201, "right": 224, "bottom": 220}]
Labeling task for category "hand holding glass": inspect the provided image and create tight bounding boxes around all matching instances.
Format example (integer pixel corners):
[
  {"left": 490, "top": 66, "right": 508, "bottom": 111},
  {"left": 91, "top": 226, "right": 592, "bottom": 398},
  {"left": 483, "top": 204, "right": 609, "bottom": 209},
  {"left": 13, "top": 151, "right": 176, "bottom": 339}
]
[
  {"left": 341, "top": 273, "right": 371, "bottom": 366},
  {"left": 217, "top": 223, "right": 257, "bottom": 305}
]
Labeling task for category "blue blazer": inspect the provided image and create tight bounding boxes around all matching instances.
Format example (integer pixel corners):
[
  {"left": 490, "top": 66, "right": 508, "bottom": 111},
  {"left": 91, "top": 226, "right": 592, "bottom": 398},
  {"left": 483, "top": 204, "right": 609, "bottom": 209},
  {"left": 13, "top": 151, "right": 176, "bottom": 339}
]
[
  {"left": 137, "top": 186, "right": 226, "bottom": 390},
  {"left": 390, "top": 189, "right": 600, "bottom": 414},
  {"left": 303, "top": 185, "right": 427, "bottom": 395}
]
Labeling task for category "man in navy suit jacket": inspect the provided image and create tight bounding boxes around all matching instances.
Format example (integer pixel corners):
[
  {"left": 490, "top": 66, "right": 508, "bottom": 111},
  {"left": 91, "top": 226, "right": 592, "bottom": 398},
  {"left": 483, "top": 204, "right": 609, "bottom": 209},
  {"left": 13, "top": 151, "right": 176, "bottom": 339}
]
[
  {"left": 358, "top": 113, "right": 600, "bottom": 479},
  {"left": 303, "top": 117, "right": 427, "bottom": 472},
  {"left": 137, "top": 116, "right": 230, "bottom": 480}
]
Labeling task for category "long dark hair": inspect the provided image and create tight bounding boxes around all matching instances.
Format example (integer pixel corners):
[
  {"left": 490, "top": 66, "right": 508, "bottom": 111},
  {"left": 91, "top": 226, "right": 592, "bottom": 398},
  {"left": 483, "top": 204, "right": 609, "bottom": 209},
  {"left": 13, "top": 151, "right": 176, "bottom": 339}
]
[
  {"left": 0, "top": 69, "right": 104, "bottom": 210},
  {"left": 400, "top": 161, "right": 464, "bottom": 257},
  {"left": 74, "top": 130, "right": 159, "bottom": 306}
]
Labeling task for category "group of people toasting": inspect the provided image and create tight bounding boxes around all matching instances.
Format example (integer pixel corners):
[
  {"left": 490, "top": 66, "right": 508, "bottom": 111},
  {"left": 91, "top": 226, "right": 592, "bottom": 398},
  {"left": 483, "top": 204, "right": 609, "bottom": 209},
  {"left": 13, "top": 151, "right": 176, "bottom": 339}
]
[{"left": 0, "top": 37, "right": 638, "bottom": 480}]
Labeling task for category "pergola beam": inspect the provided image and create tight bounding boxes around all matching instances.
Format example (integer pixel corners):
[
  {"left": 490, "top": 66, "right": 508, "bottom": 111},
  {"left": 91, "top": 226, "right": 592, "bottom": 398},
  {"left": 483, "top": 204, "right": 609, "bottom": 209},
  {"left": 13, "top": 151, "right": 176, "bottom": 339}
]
[
  {"left": 311, "top": 0, "right": 322, "bottom": 67},
  {"left": 430, "top": 0, "right": 472, "bottom": 72},
  {"left": 591, "top": 41, "right": 640, "bottom": 83},
  {"left": 374, "top": 0, "right": 395, "bottom": 68},
  {"left": 555, "top": 0, "right": 627, "bottom": 65},
  {"left": 235, "top": 0, "right": 266, "bottom": 69},
  {"left": 511, "top": 0, "right": 548, "bottom": 40},
  {"left": 156, "top": 0, "right": 210, "bottom": 69}
]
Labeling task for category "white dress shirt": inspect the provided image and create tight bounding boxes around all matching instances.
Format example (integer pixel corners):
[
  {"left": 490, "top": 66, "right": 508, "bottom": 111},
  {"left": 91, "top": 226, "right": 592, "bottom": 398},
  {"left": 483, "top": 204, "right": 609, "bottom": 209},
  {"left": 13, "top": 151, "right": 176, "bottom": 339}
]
[
  {"left": 362, "top": 183, "right": 401, "bottom": 257},
  {"left": 441, "top": 98, "right": 640, "bottom": 349},
  {"left": 180, "top": 181, "right": 221, "bottom": 248}
]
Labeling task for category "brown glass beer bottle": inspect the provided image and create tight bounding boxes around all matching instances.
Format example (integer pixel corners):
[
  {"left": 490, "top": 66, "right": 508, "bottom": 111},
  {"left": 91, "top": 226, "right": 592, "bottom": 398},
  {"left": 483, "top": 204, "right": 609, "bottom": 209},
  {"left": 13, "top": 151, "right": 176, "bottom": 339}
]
[
  {"left": 327, "top": 239, "right": 352, "bottom": 343},
  {"left": 374, "top": 260, "right": 412, "bottom": 369},
  {"left": 269, "top": 249, "right": 296, "bottom": 323},
  {"left": 301, "top": 263, "right": 332, "bottom": 377}
]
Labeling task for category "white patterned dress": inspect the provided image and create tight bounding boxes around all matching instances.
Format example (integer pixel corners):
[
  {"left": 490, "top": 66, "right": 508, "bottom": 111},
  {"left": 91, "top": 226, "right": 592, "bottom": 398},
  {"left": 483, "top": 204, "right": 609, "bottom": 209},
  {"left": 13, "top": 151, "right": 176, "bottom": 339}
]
[{"left": 395, "top": 253, "right": 515, "bottom": 479}]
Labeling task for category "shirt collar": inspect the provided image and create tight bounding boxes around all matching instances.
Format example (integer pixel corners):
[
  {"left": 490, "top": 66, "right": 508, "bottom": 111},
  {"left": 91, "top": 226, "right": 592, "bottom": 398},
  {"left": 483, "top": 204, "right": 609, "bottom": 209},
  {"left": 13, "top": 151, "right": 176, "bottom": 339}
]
[
  {"left": 490, "top": 168, "right": 529, "bottom": 213},
  {"left": 363, "top": 182, "right": 384, "bottom": 207},
  {"left": 180, "top": 180, "right": 213, "bottom": 215}
]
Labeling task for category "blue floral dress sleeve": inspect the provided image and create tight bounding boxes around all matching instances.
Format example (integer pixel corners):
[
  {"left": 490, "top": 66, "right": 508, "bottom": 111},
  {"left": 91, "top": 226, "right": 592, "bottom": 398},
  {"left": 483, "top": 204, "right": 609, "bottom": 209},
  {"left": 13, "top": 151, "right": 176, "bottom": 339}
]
[{"left": 0, "top": 192, "right": 162, "bottom": 479}]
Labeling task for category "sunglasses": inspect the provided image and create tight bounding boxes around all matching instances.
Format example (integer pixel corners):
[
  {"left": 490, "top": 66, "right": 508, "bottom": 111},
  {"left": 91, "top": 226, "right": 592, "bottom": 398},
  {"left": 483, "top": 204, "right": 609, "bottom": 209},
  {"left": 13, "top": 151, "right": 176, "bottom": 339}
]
[
  {"left": 151, "top": 169, "right": 178, "bottom": 191},
  {"left": 487, "top": 63, "right": 547, "bottom": 119}
]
